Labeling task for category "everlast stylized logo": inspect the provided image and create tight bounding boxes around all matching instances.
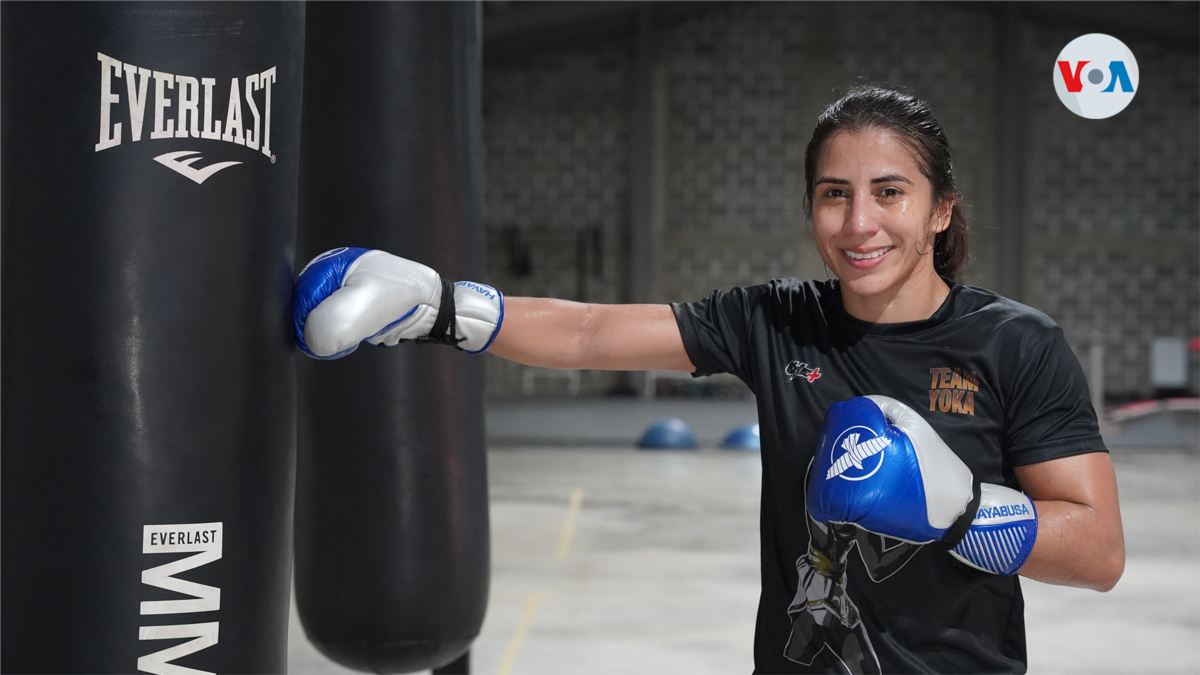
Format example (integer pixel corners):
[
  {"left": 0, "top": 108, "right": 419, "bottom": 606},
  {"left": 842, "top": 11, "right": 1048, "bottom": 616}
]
[
  {"left": 138, "top": 522, "right": 222, "bottom": 675},
  {"left": 94, "top": 53, "right": 276, "bottom": 184},
  {"left": 928, "top": 367, "right": 978, "bottom": 416}
]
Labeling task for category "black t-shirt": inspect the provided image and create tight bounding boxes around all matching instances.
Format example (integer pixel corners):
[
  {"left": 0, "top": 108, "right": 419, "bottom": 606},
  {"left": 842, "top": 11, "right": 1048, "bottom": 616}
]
[{"left": 671, "top": 279, "right": 1107, "bottom": 675}]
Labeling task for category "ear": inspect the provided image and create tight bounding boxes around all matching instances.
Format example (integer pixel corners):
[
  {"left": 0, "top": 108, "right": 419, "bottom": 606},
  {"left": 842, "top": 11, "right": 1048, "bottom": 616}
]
[{"left": 929, "top": 199, "right": 953, "bottom": 234}]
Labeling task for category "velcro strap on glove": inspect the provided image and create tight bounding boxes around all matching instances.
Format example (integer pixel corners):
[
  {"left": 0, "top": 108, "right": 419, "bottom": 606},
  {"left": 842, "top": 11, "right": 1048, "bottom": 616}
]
[
  {"left": 415, "top": 279, "right": 464, "bottom": 349},
  {"left": 934, "top": 478, "right": 982, "bottom": 552}
]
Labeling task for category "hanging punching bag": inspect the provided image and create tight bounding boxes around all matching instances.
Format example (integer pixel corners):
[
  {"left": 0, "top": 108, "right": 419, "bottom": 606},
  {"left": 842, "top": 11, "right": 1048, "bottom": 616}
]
[
  {"left": 1, "top": 3, "right": 303, "bottom": 673},
  {"left": 294, "top": 3, "right": 490, "bottom": 673}
]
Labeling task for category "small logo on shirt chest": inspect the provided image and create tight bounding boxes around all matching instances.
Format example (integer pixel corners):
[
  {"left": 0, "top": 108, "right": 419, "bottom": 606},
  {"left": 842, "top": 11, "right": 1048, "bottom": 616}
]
[
  {"left": 929, "top": 366, "right": 978, "bottom": 415},
  {"left": 785, "top": 361, "right": 821, "bottom": 383}
]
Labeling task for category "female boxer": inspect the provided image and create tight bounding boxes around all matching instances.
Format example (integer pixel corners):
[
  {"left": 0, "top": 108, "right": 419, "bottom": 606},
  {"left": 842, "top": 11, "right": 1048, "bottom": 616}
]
[{"left": 293, "top": 85, "right": 1123, "bottom": 674}]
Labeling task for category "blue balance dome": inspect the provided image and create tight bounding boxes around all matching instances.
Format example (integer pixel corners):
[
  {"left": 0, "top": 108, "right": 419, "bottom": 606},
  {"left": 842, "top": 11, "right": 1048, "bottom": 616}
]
[
  {"left": 638, "top": 418, "right": 698, "bottom": 450},
  {"left": 721, "top": 423, "right": 760, "bottom": 450}
]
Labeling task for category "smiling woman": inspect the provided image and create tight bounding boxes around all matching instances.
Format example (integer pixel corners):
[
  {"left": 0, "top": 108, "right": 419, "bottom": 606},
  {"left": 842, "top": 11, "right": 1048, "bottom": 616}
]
[
  {"left": 291, "top": 84, "right": 1123, "bottom": 675},
  {"left": 804, "top": 87, "right": 967, "bottom": 324},
  {"left": 810, "top": 129, "right": 952, "bottom": 322}
]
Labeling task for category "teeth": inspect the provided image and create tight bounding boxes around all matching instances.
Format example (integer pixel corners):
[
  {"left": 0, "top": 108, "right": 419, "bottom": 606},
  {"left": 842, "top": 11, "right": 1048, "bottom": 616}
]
[{"left": 845, "top": 248, "right": 891, "bottom": 261}]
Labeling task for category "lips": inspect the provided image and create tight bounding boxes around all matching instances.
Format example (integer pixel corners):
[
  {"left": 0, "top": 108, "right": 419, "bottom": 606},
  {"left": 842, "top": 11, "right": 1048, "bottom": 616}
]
[{"left": 841, "top": 246, "right": 893, "bottom": 269}]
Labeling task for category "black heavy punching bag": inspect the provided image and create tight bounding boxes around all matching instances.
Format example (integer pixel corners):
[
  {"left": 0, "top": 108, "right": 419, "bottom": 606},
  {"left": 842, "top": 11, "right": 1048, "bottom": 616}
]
[
  {"left": 294, "top": 3, "right": 490, "bottom": 673},
  {"left": 1, "top": 4, "right": 303, "bottom": 673}
]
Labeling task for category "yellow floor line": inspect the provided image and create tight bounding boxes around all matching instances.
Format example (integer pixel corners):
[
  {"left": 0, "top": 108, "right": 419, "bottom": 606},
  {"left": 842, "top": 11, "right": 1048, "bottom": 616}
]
[
  {"left": 494, "top": 592, "right": 542, "bottom": 675},
  {"left": 555, "top": 487, "right": 585, "bottom": 561}
]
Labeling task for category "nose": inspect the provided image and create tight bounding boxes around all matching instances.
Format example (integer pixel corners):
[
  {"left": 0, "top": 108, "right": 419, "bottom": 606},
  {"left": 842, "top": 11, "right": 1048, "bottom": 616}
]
[{"left": 843, "top": 192, "right": 878, "bottom": 239}]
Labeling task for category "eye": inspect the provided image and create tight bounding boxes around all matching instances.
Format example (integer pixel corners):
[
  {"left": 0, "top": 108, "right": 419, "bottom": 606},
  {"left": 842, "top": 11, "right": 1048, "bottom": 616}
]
[
  {"left": 879, "top": 187, "right": 903, "bottom": 199},
  {"left": 823, "top": 188, "right": 848, "bottom": 199}
]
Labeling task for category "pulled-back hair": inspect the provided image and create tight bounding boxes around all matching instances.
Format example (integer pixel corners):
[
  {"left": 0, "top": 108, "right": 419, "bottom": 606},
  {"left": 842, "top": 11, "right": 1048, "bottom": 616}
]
[{"left": 803, "top": 85, "right": 968, "bottom": 282}]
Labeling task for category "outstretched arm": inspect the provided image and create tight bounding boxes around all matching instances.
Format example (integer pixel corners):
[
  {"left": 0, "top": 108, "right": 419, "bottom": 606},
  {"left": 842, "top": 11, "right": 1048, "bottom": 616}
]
[
  {"left": 292, "top": 248, "right": 695, "bottom": 372},
  {"left": 489, "top": 297, "right": 695, "bottom": 372},
  {"left": 1015, "top": 452, "right": 1124, "bottom": 592}
]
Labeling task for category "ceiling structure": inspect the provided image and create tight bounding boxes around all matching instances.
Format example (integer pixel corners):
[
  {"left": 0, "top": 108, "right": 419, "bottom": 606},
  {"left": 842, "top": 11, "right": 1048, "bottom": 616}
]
[{"left": 482, "top": 0, "right": 1200, "bottom": 59}]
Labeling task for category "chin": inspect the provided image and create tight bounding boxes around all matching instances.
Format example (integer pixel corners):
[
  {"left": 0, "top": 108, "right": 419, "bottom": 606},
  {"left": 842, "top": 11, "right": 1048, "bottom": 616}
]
[{"left": 835, "top": 271, "right": 896, "bottom": 298}]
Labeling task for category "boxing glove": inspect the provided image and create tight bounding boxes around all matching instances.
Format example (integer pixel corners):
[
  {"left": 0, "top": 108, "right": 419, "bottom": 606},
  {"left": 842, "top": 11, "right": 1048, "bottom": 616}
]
[
  {"left": 807, "top": 395, "right": 1037, "bottom": 576},
  {"left": 293, "top": 247, "right": 503, "bottom": 360}
]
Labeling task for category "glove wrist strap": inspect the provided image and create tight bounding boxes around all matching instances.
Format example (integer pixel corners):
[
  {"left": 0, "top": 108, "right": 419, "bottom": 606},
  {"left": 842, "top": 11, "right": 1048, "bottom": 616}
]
[
  {"left": 936, "top": 478, "right": 981, "bottom": 551},
  {"left": 415, "top": 279, "right": 464, "bottom": 349}
]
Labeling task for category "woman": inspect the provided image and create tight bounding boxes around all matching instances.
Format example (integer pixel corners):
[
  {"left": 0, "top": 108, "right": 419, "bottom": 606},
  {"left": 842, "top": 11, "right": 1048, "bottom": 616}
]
[{"left": 293, "top": 85, "right": 1124, "bottom": 674}]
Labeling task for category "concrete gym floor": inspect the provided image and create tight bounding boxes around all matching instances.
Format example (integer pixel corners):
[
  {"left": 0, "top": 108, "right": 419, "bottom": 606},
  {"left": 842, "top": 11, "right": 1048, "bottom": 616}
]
[{"left": 288, "top": 399, "right": 1200, "bottom": 675}]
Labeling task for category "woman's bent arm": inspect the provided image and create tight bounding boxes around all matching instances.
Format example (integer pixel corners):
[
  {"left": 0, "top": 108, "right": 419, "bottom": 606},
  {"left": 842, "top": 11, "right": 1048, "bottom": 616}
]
[
  {"left": 1015, "top": 452, "right": 1125, "bottom": 592},
  {"left": 488, "top": 297, "right": 695, "bottom": 373}
]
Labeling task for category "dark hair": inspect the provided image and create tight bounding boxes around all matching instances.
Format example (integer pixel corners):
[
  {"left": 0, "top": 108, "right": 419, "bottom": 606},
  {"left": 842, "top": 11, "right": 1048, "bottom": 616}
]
[{"left": 803, "top": 85, "right": 968, "bottom": 282}]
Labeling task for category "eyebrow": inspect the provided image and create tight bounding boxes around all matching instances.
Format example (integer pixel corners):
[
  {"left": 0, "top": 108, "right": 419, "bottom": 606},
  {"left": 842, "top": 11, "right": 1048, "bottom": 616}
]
[
  {"left": 814, "top": 177, "right": 849, "bottom": 186},
  {"left": 815, "top": 174, "right": 915, "bottom": 186}
]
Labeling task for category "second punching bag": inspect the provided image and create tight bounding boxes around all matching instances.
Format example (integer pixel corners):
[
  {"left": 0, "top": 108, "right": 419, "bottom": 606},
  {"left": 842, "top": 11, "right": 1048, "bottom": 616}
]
[{"left": 294, "top": 3, "right": 490, "bottom": 673}]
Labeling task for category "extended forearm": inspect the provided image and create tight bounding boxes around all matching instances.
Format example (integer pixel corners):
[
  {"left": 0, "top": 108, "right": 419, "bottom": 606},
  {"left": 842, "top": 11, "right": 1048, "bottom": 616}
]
[
  {"left": 489, "top": 297, "right": 694, "bottom": 372},
  {"left": 488, "top": 297, "right": 594, "bottom": 369}
]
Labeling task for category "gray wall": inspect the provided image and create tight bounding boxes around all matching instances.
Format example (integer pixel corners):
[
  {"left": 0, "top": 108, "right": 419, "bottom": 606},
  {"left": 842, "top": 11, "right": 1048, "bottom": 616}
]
[
  {"left": 484, "top": 42, "right": 631, "bottom": 395},
  {"left": 481, "top": 1, "right": 1199, "bottom": 401},
  {"left": 1021, "top": 23, "right": 1200, "bottom": 397}
]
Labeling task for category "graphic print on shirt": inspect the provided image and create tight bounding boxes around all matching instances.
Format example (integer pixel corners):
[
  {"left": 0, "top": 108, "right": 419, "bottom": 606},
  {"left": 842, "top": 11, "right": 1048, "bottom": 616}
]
[
  {"left": 928, "top": 366, "right": 979, "bottom": 416},
  {"left": 785, "top": 360, "right": 822, "bottom": 383},
  {"left": 784, "top": 460, "right": 923, "bottom": 675}
]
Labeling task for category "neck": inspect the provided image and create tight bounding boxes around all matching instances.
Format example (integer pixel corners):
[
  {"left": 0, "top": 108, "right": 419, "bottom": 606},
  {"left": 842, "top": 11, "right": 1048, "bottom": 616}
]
[{"left": 841, "top": 269, "right": 951, "bottom": 324}]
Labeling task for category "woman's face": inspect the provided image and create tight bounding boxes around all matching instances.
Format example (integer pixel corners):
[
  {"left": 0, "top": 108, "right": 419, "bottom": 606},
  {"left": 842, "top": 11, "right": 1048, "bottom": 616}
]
[{"left": 810, "top": 127, "right": 950, "bottom": 309}]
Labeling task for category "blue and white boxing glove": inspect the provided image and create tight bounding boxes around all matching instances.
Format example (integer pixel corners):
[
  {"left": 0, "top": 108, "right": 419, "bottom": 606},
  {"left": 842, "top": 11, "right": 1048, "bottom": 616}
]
[
  {"left": 293, "top": 247, "right": 503, "bottom": 360},
  {"left": 807, "top": 395, "right": 1037, "bottom": 576}
]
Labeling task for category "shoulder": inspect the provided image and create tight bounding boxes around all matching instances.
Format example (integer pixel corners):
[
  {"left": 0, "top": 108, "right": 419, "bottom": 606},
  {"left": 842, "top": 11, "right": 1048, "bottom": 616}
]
[
  {"left": 680, "top": 278, "right": 836, "bottom": 313},
  {"left": 672, "top": 278, "right": 838, "bottom": 336},
  {"left": 951, "top": 285, "right": 1079, "bottom": 395},
  {"left": 952, "top": 284, "right": 1059, "bottom": 342},
  {"left": 755, "top": 278, "right": 842, "bottom": 329}
]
